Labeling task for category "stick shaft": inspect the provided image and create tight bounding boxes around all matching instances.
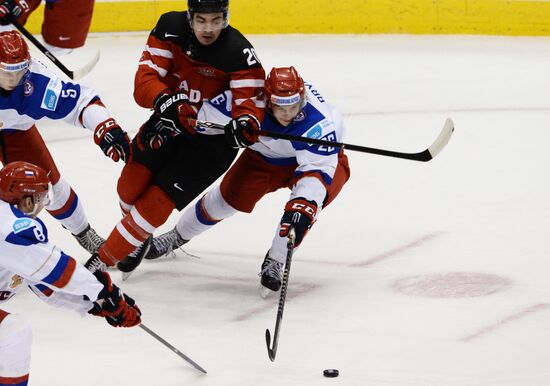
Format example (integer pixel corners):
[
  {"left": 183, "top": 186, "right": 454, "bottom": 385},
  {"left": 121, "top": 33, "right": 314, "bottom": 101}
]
[
  {"left": 191, "top": 118, "right": 453, "bottom": 162},
  {"left": 139, "top": 323, "right": 207, "bottom": 374}
]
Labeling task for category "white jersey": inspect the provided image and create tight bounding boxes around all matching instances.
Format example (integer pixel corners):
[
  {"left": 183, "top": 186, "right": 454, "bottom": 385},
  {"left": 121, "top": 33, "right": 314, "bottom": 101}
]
[
  {"left": 0, "top": 201, "right": 102, "bottom": 315},
  {"left": 0, "top": 58, "right": 99, "bottom": 132},
  {"left": 197, "top": 83, "right": 347, "bottom": 206}
]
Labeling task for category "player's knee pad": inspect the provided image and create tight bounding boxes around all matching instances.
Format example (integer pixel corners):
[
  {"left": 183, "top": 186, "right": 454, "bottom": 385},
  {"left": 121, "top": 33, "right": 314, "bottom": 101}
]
[
  {"left": 117, "top": 162, "right": 153, "bottom": 206},
  {"left": 134, "top": 185, "right": 175, "bottom": 228},
  {"left": 0, "top": 314, "right": 32, "bottom": 375}
]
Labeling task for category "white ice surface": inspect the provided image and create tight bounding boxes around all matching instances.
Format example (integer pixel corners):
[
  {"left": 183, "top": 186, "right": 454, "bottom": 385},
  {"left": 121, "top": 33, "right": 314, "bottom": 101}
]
[{"left": 4, "top": 33, "right": 550, "bottom": 385}]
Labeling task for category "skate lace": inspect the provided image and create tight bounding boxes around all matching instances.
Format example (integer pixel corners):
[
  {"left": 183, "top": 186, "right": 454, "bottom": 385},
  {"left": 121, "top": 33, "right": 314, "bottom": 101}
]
[
  {"left": 76, "top": 227, "right": 105, "bottom": 253},
  {"left": 259, "top": 258, "right": 282, "bottom": 279},
  {"left": 128, "top": 238, "right": 149, "bottom": 258},
  {"left": 87, "top": 256, "right": 107, "bottom": 273},
  {"left": 153, "top": 229, "right": 186, "bottom": 258}
]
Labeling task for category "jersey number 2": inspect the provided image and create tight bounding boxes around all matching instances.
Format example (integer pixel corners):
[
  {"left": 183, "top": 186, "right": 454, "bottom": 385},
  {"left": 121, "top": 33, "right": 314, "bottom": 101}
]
[{"left": 243, "top": 48, "right": 260, "bottom": 66}]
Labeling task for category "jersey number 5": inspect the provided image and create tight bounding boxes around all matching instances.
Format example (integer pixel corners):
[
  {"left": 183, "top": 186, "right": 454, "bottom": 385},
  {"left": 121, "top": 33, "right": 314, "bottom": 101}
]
[{"left": 243, "top": 48, "right": 261, "bottom": 66}]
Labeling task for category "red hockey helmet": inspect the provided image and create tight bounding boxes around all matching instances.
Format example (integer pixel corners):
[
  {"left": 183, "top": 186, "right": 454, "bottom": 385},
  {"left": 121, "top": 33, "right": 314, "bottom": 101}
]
[
  {"left": 265, "top": 66, "right": 306, "bottom": 108},
  {"left": 0, "top": 31, "right": 30, "bottom": 73},
  {"left": 0, "top": 162, "right": 50, "bottom": 205}
]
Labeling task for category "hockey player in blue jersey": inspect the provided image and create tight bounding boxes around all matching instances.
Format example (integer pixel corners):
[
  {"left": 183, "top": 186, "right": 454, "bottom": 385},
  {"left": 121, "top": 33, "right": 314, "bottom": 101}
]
[
  {"left": 0, "top": 161, "right": 141, "bottom": 386},
  {"left": 0, "top": 30, "right": 132, "bottom": 254},
  {"left": 144, "top": 66, "right": 351, "bottom": 293}
]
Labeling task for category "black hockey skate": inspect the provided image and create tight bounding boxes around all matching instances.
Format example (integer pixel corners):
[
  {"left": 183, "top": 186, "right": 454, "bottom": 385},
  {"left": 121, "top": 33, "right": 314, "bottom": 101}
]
[
  {"left": 144, "top": 227, "right": 187, "bottom": 260},
  {"left": 73, "top": 224, "right": 105, "bottom": 254},
  {"left": 260, "top": 255, "right": 283, "bottom": 293},
  {"left": 117, "top": 236, "right": 153, "bottom": 279}
]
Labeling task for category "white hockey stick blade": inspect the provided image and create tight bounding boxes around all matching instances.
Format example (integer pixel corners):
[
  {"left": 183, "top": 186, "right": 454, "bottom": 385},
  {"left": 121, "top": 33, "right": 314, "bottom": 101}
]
[
  {"left": 72, "top": 50, "right": 100, "bottom": 80},
  {"left": 427, "top": 118, "right": 454, "bottom": 159}
]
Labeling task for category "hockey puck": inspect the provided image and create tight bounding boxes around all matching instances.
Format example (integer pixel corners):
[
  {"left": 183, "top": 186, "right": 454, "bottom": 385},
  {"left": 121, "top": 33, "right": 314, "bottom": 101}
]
[{"left": 323, "top": 369, "right": 339, "bottom": 378}]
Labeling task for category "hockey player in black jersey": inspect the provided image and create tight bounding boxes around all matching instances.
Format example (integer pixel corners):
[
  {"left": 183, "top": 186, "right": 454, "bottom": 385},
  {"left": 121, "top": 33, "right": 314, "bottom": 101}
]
[{"left": 86, "top": 0, "right": 266, "bottom": 275}]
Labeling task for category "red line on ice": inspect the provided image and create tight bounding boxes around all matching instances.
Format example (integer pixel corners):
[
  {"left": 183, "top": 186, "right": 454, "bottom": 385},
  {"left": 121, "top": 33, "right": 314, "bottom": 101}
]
[
  {"left": 460, "top": 303, "right": 550, "bottom": 342},
  {"left": 350, "top": 231, "right": 444, "bottom": 268}
]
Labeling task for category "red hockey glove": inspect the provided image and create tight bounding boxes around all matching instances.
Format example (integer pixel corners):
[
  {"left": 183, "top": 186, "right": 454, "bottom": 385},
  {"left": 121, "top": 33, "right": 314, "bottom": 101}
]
[
  {"left": 279, "top": 197, "right": 318, "bottom": 246},
  {"left": 88, "top": 271, "right": 142, "bottom": 328},
  {"left": 224, "top": 114, "right": 260, "bottom": 148},
  {"left": 93, "top": 118, "right": 132, "bottom": 162},
  {"left": 0, "top": 0, "right": 30, "bottom": 25}
]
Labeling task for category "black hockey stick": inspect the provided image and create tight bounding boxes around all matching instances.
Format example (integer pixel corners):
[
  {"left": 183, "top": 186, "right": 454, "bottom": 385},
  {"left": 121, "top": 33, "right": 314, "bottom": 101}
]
[
  {"left": 190, "top": 118, "right": 454, "bottom": 162},
  {"left": 12, "top": 21, "right": 100, "bottom": 80},
  {"left": 139, "top": 323, "right": 207, "bottom": 374},
  {"left": 265, "top": 227, "right": 296, "bottom": 361}
]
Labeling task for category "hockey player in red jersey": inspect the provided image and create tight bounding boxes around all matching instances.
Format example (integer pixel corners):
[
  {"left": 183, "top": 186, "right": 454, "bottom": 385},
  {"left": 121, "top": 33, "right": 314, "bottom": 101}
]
[
  {"left": 85, "top": 0, "right": 265, "bottom": 274},
  {"left": 0, "top": 162, "right": 141, "bottom": 386},
  {"left": 0, "top": 0, "right": 94, "bottom": 54},
  {"left": 144, "top": 66, "right": 351, "bottom": 294},
  {"left": 0, "top": 30, "right": 132, "bottom": 254}
]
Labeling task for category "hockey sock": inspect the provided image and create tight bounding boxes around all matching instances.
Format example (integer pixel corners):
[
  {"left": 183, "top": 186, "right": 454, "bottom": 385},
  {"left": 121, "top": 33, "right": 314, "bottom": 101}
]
[
  {"left": 99, "top": 185, "right": 175, "bottom": 264},
  {"left": 176, "top": 185, "right": 237, "bottom": 240},
  {"left": 46, "top": 179, "right": 88, "bottom": 235}
]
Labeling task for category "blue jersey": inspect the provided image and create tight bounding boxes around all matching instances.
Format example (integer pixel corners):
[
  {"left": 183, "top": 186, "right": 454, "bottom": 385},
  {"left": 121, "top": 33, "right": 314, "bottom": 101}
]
[{"left": 0, "top": 59, "right": 98, "bottom": 132}]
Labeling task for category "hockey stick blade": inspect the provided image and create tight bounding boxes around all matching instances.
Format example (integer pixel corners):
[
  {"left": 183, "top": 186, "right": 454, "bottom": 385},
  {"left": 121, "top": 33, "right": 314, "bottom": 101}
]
[
  {"left": 425, "top": 118, "right": 454, "bottom": 160},
  {"left": 190, "top": 118, "right": 454, "bottom": 162},
  {"left": 71, "top": 50, "right": 101, "bottom": 80},
  {"left": 265, "top": 328, "right": 276, "bottom": 361},
  {"left": 139, "top": 324, "right": 207, "bottom": 374}
]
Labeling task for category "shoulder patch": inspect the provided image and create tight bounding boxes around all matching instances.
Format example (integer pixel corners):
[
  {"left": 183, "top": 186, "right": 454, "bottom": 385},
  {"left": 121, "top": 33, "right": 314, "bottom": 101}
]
[
  {"left": 5, "top": 217, "right": 48, "bottom": 246},
  {"left": 41, "top": 77, "right": 61, "bottom": 111},
  {"left": 305, "top": 124, "right": 323, "bottom": 141},
  {"left": 12, "top": 218, "right": 33, "bottom": 233}
]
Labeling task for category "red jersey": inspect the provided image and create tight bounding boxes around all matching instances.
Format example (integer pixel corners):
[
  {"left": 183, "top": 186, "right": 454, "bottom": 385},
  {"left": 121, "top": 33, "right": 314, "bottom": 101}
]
[{"left": 134, "top": 11, "right": 265, "bottom": 122}]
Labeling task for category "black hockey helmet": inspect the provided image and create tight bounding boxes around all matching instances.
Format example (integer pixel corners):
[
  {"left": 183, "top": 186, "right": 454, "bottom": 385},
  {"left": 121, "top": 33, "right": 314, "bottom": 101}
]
[{"left": 188, "top": 0, "right": 229, "bottom": 14}]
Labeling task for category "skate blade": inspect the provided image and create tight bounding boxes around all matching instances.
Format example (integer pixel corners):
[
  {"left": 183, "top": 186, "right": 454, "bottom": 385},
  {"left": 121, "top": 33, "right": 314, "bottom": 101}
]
[
  {"left": 259, "top": 285, "right": 275, "bottom": 299},
  {"left": 121, "top": 271, "right": 134, "bottom": 281}
]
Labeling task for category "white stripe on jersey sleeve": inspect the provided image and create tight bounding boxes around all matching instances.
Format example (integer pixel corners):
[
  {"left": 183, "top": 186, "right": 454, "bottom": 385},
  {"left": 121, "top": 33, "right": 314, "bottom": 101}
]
[
  {"left": 144, "top": 44, "right": 174, "bottom": 58},
  {"left": 138, "top": 60, "right": 168, "bottom": 77},
  {"left": 229, "top": 79, "right": 265, "bottom": 88}
]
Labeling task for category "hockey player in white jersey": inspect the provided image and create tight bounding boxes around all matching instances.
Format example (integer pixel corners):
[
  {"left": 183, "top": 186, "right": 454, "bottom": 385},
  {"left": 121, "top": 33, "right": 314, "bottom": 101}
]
[
  {"left": 0, "top": 30, "right": 132, "bottom": 254},
  {"left": 144, "top": 66, "right": 351, "bottom": 293},
  {"left": 0, "top": 161, "right": 141, "bottom": 386}
]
